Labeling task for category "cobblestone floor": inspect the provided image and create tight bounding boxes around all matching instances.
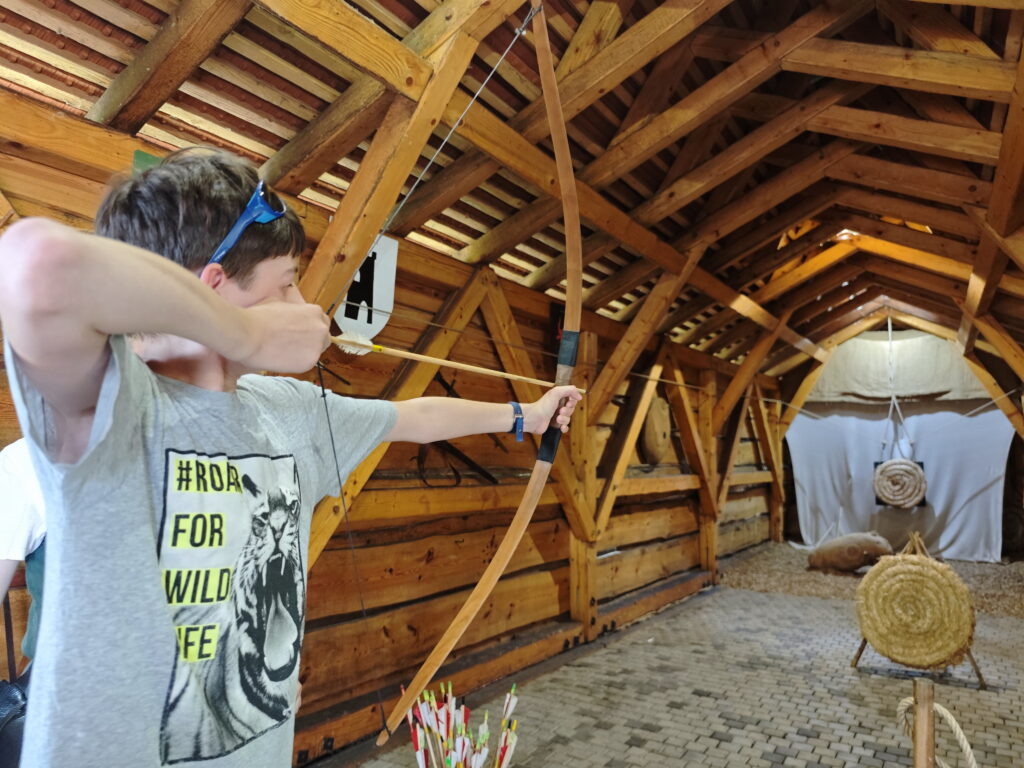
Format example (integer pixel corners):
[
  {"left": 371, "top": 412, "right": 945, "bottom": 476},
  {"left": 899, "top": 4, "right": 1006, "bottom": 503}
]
[{"left": 327, "top": 588, "right": 1024, "bottom": 768}]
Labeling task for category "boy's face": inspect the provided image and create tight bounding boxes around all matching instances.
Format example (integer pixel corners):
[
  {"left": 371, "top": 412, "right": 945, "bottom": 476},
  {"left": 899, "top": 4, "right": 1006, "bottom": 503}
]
[{"left": 216, "top": 255, "right": 303, "bottom": 308}]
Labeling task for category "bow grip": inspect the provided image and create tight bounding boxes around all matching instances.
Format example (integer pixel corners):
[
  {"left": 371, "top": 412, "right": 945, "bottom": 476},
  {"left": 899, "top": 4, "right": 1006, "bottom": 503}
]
[{"left": 538, "top": 330, "right": 580, "bottom": 463}]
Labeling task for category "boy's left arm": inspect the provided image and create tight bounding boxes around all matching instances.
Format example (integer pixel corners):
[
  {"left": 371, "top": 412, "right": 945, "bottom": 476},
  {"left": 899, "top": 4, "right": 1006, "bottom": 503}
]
[{"left": 385, "top": 385, "right": 581, "bottom": 444}]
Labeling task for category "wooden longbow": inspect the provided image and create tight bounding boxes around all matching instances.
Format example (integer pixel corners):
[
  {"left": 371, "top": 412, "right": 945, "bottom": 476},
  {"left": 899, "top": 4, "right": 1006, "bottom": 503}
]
[{"left": 376, "top": 0, "right": 583, "bottom": 744}]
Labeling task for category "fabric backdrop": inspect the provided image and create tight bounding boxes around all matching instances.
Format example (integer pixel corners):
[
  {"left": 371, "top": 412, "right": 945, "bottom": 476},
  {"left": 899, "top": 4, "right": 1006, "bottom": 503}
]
[
  {"left": 787, "top": 400, "right": 1012, "bottom": 562},
  {"left": 807, "top": 330, "right": 989, "bottom": 403}
]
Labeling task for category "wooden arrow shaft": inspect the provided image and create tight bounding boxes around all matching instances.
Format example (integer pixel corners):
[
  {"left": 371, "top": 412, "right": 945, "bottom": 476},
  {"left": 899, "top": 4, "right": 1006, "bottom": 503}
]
[{"left": 332, "top": 336, "right": 583, "bottom": 392}]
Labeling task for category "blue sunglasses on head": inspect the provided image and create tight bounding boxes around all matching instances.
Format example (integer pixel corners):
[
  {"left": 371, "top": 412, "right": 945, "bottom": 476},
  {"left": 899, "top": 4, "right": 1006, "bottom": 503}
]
[{"left": 207, "top": 180, "right": 287, "bottom": 265}]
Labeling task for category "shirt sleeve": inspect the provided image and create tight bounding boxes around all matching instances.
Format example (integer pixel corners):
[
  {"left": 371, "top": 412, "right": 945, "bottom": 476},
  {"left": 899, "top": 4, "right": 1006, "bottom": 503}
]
[
  {"left": 0, "top": 439, "right": 45, "bottom": 560},
  {"left": 245, "top": 375, "right": 396, "bottom": 502}
]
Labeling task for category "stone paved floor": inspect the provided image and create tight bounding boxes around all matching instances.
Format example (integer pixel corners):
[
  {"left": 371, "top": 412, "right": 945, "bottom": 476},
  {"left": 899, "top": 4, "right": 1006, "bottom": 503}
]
[{"left": 326, "top": 588, "right": 1024, "bottom": 767}]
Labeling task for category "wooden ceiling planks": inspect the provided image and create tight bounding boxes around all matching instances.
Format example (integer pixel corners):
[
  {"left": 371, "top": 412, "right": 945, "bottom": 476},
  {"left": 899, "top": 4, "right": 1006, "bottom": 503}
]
[{"left": 1, "top": 0, "right": 1024, "bottom": 370}]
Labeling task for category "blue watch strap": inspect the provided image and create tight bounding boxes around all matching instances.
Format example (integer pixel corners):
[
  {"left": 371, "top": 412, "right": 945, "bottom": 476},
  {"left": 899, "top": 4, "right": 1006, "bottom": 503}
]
[{"left": 508, "top": 401, "right": 524, "bottom": 442}]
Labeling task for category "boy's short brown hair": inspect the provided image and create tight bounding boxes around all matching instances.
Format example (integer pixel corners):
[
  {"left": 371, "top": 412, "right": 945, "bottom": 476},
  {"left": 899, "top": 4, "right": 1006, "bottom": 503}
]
[{"left": 95, "top": 147, "right": 305, "bottom": 285}]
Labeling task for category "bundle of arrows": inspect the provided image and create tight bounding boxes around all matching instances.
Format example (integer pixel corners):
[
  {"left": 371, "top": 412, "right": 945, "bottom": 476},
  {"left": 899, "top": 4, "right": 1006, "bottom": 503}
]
[{"left": 404, "top": 682, "right": 520, "bottom": 768}]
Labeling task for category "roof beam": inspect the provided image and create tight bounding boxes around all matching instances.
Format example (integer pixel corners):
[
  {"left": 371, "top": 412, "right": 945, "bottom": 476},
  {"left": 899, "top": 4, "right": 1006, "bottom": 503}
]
[
  {"left": 712, "top": 311, "right": 794, "bottom": 434},
  {"left": 86, "top": 0, "right": 253, "bottom": 133},
  {"left": 877, "top": 0, "right": 1001, "bottom": 60},
  {"left": 261, "top": 0, "right": 525, "bottom": 193},
  {"left": 826, "top": 154, "right": 992, "bottom": 207},
  {"left": 805, "top": 105, "right": 1002, "bottom": 165},
  {"left": 781, "top": 38, "right": 1014, "bottom": 102},
  {"left": 959, "top": 48, "right": 1024, "bottom": 350},
  {"left": 835, "top": 212, "right": 977, "bottom": 264},
  {"left": 388, "top": 0, "right": 732, "bottom": 235},
  {"left": 299, "top": 34, "right": 479, "bottom": 309},
  {"left": 460, "top": 3, "right": 871, "bottom": 267},
  {"left": 833, "top": 185, "right": 977, "bottom": 239},
  {"left": 257, "top": 0, "right": 433, "bottom": 101}
]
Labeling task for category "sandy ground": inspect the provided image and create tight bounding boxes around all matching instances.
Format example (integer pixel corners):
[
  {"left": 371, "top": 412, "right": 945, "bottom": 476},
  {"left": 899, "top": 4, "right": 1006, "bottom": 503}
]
[{"left": 721, "top": 541, "right": 1024, "bottom": 619}]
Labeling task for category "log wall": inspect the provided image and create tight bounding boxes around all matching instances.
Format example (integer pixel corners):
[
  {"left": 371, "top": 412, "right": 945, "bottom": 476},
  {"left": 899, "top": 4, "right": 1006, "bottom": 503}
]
[{"left": 0, "top": 148, "right": 783, "bottom": 765}]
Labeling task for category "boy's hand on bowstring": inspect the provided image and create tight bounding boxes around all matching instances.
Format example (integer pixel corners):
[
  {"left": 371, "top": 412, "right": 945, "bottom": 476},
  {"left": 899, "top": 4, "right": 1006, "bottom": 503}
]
[
  {"left": 238, "top": 300, "right": 331, "bottom": 373},
  {"left": 523, "top": 385, "right": 583, "bottom": 435}
]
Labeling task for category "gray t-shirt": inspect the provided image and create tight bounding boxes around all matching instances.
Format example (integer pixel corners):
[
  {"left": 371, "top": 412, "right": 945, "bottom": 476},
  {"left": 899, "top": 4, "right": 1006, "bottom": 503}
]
[{"left": 7, "top": 335, "right": 395, "bottom": 767}]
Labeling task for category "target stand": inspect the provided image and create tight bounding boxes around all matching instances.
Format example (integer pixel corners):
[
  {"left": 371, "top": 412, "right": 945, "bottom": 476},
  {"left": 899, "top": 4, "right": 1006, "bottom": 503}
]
[{"left": 850, "top": 533, "right": 986, "bottom": 689}]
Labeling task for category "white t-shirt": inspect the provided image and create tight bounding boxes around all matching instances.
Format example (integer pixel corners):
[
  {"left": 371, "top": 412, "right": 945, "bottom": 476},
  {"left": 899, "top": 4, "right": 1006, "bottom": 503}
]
[{"left": 0, "top": 437, "right": 46, "bottom": 560}]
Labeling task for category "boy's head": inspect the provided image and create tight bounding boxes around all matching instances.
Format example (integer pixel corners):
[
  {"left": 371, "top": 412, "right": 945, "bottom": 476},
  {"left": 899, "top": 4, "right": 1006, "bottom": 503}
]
[{"left": 95, "top": 147, "right": 305, "bottom": 287}]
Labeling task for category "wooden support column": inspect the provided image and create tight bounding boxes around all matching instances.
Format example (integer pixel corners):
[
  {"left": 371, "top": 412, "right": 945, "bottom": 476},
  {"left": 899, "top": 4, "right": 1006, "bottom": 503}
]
[
  {"left": 964, "top": 354, "right": 1024, "bottom": 439},
  {"left": 958, "top": 40, "right": 1024, "bottom": 348},
  {"left": 571, "top": 332, "right": 600, "bottom": 514},
  {"left": 86, "top": 0, "right": 253, "bottom": 132},
  {"left": 712, "top": 311, "right": 793, "bottom": 435},
  {"left": 299, "top": 33, "right": 479, "bottom": 310},
  {"left": 478, "top": 281, "right": 596, "bottom": 542},
  {"left": 751, "top": 383, "right": 785, "bottom": 542},
  {"left": 973, "top": 313, "right": 1024, "bottom": 382},
  {"left": 958, "top": 237, "right": 1006, "bottom": 353},
  {"left": 586, "top": 269, "right": 693, "bottom": 424},
  {"left": 665, "top": 350, "right": 717, "bottom": 522},
  {"left": 716, "top": 386, "right": 754, "bottom": 515},
  {"left": 307, "top": 268, "right": 492, "bottom": 567},
  {"left": 697, "top": 368, "right": 718, "bottom": 578},
  {"left": 594, "top": 346, "right": 667, "bottom": 535},
  {"left": 987, "top": 44, "right": 1024, "bottom": 235},
  {"left": 570, "top": 535, "right": 599, "bottom": 642},
  {"left": 780, "top": 362, "right": 825, "bottom": 438}
]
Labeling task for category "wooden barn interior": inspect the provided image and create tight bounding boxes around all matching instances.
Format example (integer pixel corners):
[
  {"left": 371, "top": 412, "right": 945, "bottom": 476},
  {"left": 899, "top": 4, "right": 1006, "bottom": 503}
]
[{"left": 1, "top": 0, "right": 1024, "bottom": 766}]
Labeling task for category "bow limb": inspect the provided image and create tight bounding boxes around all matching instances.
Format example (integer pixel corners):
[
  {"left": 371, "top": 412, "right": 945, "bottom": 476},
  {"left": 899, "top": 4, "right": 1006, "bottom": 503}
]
[{"left": 376, "top": 0, "right": 581, "bottom": 744}]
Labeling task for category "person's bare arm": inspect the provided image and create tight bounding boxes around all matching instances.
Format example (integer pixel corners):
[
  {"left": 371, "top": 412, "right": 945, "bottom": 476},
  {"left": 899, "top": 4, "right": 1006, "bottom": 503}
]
[
  {"left": 0, "top": 219, "right": 330, "bottom": 462},
  {"left": 386, "top": 385, "right": 581, "bottom": 444}
]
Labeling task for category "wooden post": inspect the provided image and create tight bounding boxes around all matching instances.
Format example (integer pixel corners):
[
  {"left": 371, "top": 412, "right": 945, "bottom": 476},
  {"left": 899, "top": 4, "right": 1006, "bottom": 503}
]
[
  {"left": 569, "top": 535, "right": 598, "bottom": 642},
  {"left": 698, "top": 368, "right": 719, "bottom": 579},
  {"left": 913, "top": 678, "right": 935, "bottom": 768}
]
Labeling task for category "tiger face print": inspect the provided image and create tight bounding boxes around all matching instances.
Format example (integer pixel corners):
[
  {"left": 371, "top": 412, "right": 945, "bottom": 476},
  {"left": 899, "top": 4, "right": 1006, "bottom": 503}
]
[{"left": 160, "top": 463, "right": 305, "bottom": 765}]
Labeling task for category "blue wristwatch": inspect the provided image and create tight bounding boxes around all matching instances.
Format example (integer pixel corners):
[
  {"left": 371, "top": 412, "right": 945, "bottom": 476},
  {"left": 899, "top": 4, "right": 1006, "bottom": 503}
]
[{"left": 508, "top": 401, "right": 525, "bottom": 442}]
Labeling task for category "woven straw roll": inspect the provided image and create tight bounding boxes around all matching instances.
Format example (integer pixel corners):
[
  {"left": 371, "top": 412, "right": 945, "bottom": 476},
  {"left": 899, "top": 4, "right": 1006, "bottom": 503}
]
[
  {"left": 856, "top": 554, "right": 974, "bottom": 669},
  {"left": 874, "top": 459, "right": 927, "bottom": 508}
]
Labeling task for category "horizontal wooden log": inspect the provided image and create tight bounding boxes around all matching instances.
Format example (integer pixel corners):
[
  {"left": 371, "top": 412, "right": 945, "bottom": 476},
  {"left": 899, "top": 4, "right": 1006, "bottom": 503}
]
[
  {"left": 294, "top": 620, "right": 582, "bottom": 764},
  {"left": 597, "top": 535, "right": 700, "bottom": 601},
  {"left": 615, "top": 474, "right": 702, "bottom": 496},
  {"left": 720, "top": 488, "right": 771, "bottom": 525},
  {"left": 601, "top": 503, "right": 700, "bottom": 550},
  {"left": 598, "top": 569, "right": 710, "bottom": 633},
  {"left": 348, "top": 482, "right": 561, "bottom": 523},
  {"left": 718, "top": 516, "right": 770, "bottom": 557},
  {"left": 301, "top": 567, "right": 569, "bottom": 707},
  {"left": 308, "top": 518, "right": 569, "bottom": 620}
]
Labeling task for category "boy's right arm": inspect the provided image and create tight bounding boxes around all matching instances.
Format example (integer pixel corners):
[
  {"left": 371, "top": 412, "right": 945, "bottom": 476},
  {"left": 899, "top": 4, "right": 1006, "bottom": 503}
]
[{"left": 0, "top": 218, "right": 329, "bottom": 462}]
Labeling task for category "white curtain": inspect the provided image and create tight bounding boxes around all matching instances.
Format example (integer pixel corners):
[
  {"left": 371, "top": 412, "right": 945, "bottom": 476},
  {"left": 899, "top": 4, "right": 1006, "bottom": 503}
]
[{"left": 787, "top": 400, "right": 1012, "bottom": 562}]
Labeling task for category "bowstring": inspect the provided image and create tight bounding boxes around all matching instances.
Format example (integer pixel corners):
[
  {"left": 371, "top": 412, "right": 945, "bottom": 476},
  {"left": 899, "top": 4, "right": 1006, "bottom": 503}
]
[
  {"left": 315, "top": 362, "right": 389, "bottom": 733},
  {"left": 324, "top": 4, "right": 543, "bottom": 318},
  {"left": 311, "top": 7, "right": 545, "bottom": 739}
]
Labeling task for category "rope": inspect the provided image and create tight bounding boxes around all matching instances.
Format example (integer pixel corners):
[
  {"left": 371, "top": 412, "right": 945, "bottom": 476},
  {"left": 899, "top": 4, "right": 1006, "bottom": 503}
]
[{"left": 897, "top": 696, "right": 979, "bottom": 768}]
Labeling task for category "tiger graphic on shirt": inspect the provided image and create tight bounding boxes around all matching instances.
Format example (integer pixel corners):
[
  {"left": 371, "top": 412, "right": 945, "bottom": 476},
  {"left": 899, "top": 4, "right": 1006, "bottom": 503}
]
[{"left": 157, "top": 451, "right": 305, "bottom": 765}]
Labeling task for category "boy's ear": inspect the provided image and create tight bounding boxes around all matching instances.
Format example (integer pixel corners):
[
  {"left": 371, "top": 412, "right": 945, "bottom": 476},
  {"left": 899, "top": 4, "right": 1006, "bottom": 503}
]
[{"left": 199, "top": 262, "right": 229, "bottom": 292}]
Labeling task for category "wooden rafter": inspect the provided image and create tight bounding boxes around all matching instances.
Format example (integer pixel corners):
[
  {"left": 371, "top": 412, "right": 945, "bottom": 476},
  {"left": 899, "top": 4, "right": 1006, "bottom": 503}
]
[
  {"left": 388, "top": 0, "right": 732, "bottom": 236},
  {"left": 958, "top": 47, "right": 1024, "bottom": 350},
  {"left": 87, "top": 0, "right": 253, "bottom": 133},
  {"left": 300, "top": 33, "right": 479, "bottom": 310},
  {"left": 262, "top": 0, "right": 528, "bottom": 193}
]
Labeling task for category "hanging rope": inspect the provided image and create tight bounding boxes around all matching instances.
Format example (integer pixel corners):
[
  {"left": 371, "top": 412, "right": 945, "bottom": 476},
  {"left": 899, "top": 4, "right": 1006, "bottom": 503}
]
[
  {"left": 875, "top": 316, "right": 927, "bottom": 508},
  {"left": 896, "top": 696, "right": 979, "bottom": 768}
]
